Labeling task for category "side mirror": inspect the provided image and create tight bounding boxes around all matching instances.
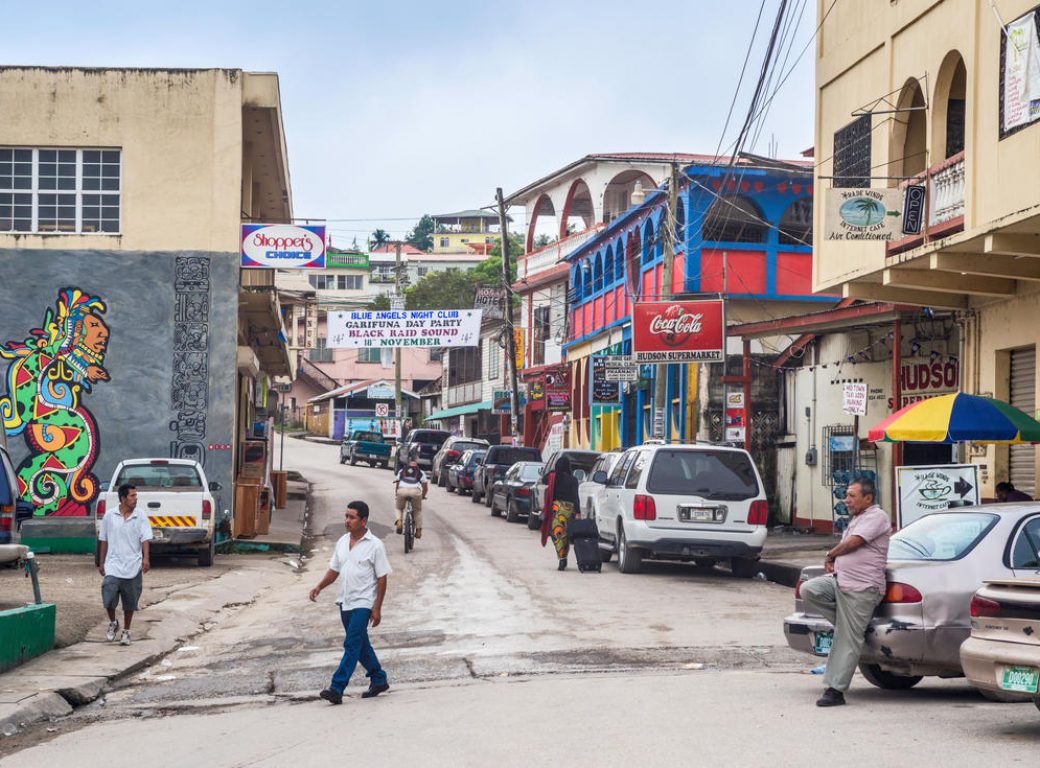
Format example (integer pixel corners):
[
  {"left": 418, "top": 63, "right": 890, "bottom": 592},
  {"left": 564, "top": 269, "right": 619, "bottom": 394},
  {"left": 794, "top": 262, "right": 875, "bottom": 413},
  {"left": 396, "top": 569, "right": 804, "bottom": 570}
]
[
  {"left": 209, "top": 481, "right": 223, "bottom": 492},
  {"left": 592, "top": 470, "right": 608, "bottom": 484}
]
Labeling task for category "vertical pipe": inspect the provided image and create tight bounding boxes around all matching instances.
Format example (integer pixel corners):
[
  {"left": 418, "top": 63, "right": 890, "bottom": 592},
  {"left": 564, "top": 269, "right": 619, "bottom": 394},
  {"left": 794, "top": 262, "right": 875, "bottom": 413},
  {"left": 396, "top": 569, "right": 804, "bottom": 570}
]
[
  {"left": 743, "top": 337, "right": 752, "bottom": 451},
  {"left": 891, "top": 318, "right": 903, "bottom": 523}
]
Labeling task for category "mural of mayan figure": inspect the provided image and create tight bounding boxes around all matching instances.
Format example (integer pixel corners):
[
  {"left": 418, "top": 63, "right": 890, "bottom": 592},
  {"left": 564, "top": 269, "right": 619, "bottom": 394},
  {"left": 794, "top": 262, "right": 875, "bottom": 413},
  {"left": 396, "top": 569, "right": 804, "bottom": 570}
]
[{"left": 0, "top": 288, "right": 110, "bottom": 516}]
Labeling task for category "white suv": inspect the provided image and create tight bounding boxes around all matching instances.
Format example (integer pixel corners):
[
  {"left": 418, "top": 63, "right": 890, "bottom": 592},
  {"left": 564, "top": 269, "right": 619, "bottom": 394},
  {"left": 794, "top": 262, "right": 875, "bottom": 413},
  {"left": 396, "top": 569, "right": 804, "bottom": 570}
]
[{"left": 591, "top": 443, "right": 769, "bottom": 576}]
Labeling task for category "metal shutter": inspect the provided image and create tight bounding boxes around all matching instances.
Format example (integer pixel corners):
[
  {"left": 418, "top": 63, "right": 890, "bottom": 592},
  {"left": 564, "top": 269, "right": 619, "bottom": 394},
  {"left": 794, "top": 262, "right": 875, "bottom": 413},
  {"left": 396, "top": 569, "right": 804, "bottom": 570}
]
[{"left": 1010, "top": 347, "right": 1036, "bottom": 496}]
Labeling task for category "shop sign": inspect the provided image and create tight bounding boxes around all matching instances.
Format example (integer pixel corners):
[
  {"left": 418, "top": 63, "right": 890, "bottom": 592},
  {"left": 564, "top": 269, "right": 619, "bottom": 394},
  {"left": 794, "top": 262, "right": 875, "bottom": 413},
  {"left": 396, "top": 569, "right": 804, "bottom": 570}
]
[
  {"left": 367, "top": 382, "right": 395, "bottom": 399},
  {"left": 474, "top": 285, "right": 507, "bottom": 320},
  {"left": 544, "top": 366, "right": 571, "bottom": 411},
  {"left": 632, "top": 300, "right": 725, "bottom": 363},
  {"left": 1001, "top": 10, "right": 1040, "bottom": 135},
  {"left": 241, "top": 223, "right": 326, "bottom": 269},
  {"left": 842, "top": 382, "right": 868, "bottom": 416},
  {"left": 592, "top": 357, "right": 621, "bottom": 404},
  {"left": 528, "top": 381, "right": 545, "bottom": 401},
  {"left": 492, "top": 389, "right": 526, "bottom": 414},
  {"left": 889, "top": 358, "right": 960, "bottom": 408},
  {"left": 824, "top": 189, "right": 903, "bottom": 242},
  {"left": 513, "top": 327, "right": 525, "bottom": 370},
  {"left": 602, "top": 355, "right": 638, "bottom": 382},
  {"left": 897, "top": 464, "right": 979, "bottom": 528},
  {"left": 726, "top": 388, "right": 745, "bottom": 442},
  {"left": 902, "top": 185, "right": 926, "bottom": 235},
  {"left": 327, "top": 309, "right": 482, "bottom": 349}
]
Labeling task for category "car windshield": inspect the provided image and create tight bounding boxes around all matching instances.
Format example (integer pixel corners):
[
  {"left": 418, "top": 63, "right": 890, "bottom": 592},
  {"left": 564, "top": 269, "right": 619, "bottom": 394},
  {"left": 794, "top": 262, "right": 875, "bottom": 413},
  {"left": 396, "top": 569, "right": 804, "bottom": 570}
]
[
  {"left": 889, "top": 511, "right": 999, "bottom": 561},
  {"left": 518, "top": 464, "right": 543, "bottom": 481},
  {"left": 466, "top": 452, "right": 486, "bottom": 467},
  {"left": 413, "top": 430, "right": 450, "bottom": 445},
  {"left": 559, "top": 452, "right": 600, "bottom": 472},
  {"left": 115, "top": 463, "right": 202, "bottom": 490},
  {"left": 490, "top": 448, "right": 541, "bottom": 465},
  {"left": 646, "top": 449, "right": 759, "bottom": 500},
  {"left": 452, "top": 441, "right": 485, "bottom": 453}
]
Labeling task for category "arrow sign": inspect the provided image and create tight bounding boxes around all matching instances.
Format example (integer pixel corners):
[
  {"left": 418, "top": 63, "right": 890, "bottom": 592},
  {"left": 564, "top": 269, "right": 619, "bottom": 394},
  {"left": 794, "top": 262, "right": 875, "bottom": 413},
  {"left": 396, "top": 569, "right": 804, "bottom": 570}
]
[{"left": 954, "top": 477, "right": 974, "bottom": 498}]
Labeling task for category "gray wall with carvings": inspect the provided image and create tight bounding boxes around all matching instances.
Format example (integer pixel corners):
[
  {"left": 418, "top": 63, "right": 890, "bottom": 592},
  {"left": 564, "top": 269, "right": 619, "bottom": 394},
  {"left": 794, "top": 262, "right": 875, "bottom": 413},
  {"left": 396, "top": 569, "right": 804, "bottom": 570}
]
[{"left": 0, "top": 250, "right": 238, "bottom": 515}]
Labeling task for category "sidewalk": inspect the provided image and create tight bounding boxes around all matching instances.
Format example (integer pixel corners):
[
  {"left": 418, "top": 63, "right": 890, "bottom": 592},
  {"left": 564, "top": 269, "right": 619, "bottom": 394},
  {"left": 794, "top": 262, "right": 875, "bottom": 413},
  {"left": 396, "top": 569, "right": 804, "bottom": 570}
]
[{"left": 0, "top": 481, "right": 311, "bottom": 739}]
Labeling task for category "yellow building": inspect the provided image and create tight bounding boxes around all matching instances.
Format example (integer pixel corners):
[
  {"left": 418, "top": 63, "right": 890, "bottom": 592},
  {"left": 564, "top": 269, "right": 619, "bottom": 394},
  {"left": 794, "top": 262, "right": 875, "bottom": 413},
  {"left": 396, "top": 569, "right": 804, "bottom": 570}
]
[
  {"left": 813, "top": 1, "right": 1040, "bottom": 494},
  {"left": 430, "top": 209, "right": 504, "bottom": 254}
]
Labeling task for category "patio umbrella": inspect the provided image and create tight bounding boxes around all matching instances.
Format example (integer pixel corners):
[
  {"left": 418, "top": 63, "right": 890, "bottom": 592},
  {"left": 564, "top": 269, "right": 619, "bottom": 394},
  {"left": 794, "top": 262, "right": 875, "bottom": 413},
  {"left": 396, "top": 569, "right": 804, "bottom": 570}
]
[{"left": 868, "top": 392, "right": 1040, "bottom": 444}]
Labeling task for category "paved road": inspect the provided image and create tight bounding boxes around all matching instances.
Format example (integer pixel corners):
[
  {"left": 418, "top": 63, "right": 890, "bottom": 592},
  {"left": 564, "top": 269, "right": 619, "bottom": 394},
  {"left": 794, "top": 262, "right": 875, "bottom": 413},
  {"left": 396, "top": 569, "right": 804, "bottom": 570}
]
[{"left": 4, "top": 436, "right": 1039, "bottom": 765}]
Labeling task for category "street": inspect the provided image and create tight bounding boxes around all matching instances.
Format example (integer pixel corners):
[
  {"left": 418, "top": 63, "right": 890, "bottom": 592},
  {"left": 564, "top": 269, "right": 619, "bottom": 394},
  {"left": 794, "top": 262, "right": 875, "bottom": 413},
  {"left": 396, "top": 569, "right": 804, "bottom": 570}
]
[{"left": 3, "top": 436, "right": 1039, "bottom": 766}]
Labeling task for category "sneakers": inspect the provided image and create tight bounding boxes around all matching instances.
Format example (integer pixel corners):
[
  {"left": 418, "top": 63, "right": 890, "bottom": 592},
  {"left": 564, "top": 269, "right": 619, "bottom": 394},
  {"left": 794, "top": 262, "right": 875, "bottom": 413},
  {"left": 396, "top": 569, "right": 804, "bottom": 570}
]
[
  {"left": 415, "top": 528, "right": 422, "bottom": 540},
  {"left": 361, "top": 683, "right": 390, "bottom": 699},
  {"left": 120, "top": 629, "right": 132, "bottom": 646},
  {"left": 816, "top": 687, "right": 846, "bottom": 707},
  {"left": 105, "top": 620, "right": 119, "bottom": 642},
  {"left": 319, "top": 688, "right": 343, "bottom": 705},
  {"left": 395, "top": 520, "right": 402, "bottom": 535}
]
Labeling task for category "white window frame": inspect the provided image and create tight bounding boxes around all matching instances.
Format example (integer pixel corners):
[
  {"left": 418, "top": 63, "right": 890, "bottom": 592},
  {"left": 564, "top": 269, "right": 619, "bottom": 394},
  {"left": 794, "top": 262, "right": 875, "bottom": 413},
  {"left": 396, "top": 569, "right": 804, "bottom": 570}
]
[
  {"left": 488, "top": 339, "right": 501, "bottom": 380},
  {"left": 0, "top": 147, "right": 121, "bottom": 234}
]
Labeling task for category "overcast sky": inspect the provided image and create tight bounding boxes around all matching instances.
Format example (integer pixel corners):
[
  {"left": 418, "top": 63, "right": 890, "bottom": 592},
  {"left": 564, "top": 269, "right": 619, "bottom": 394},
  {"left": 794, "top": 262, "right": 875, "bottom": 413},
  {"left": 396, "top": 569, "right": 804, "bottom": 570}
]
[{"left": 4, "top": 0, "right": 817, "bottom": 245}]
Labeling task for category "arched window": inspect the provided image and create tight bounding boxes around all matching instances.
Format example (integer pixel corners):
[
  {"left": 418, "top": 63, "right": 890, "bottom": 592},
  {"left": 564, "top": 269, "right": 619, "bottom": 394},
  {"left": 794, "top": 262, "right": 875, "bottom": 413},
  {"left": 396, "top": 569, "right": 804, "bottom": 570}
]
[
  {"left": 890, "top": 78, "right": 927, "bottom": 179},
  {"left": 641, "top": 220, "right": 656, "bottom": 264},
  {"left": 626, "top": 230, "right": 642, "bottom": 294},
  {"left": 593, "top": 253, "right": 604, "bottom": 293},
  {"left": 603, "top": 245, "right": 614, "bottom": 285},
  {"left": 581, "top": 260, "right": 592, "bottom": 299},
  {"left": 703, "top": 195, "right": 768, "bottom": 243},
  {"left": 778, "top": 199, "right": 813, "bottom": 246},
  {"left": 675, "top": 198, "right": 687, "bottom": 251}
]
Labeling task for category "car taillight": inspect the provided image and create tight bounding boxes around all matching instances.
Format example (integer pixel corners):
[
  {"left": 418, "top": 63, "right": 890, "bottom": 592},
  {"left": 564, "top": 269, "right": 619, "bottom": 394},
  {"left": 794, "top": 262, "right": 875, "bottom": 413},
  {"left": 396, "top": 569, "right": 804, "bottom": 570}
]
[
  {"left": 96, "top": 499, "right": 106, "bottom": 518},
  {"left": 633, "top": 494, "right": 657, "bottom": 521},
  {"left": 970, "top": 594, "right": 1001, "bottom": 618},
  {"left": 748, "top": 500, "right": 768, "bottom": 526},
  {"left": 202, "top": 500, "right": 212, "bottom": 520},
  {"left": 149, "top": 460, "right": 169, "bottom": 465},
  {"left": 447, "top": 450, "right": 461, "bottom": 459},
  {"left": 517, "top": 487, "right": 530, "bottom": 497},
  {"left": 883, "top": 582, "right": 923, "bottom": 604},
  {"left": 795, "top": 579, "right": 804, "bottom": 599},
  {"left": 0, "top": 506, "right": 10, "bottom": 532}
]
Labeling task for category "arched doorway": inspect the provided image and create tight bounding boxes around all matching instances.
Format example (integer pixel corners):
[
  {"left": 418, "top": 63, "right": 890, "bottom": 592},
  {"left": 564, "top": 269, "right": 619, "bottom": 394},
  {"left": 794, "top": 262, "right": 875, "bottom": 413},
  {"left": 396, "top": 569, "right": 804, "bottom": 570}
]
[
  {"left": 933, "top": 51, "right": 966, "bottom": 160},
  {"left": 890, "top": 78, "right": 928, "bottom": 179},
  {"left": 560, "top": 178, "right": 595, "bottom": 239},
  {"left": 526, "top": 194, "right": 557, "bottom": 252},
  {"left": 603, "top": 170, "right": 657, "bottom": 224}
]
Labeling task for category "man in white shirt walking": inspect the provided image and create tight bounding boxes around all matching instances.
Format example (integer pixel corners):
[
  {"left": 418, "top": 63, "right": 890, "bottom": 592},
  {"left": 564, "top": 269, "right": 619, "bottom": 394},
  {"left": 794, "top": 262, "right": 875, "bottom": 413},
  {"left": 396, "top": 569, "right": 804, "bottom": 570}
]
[
  {"left": 310, "top": 500, "right": 391, "bottom": 704},
  {"left": 98, "top": 483, "right": 153, "bottom": 646}
]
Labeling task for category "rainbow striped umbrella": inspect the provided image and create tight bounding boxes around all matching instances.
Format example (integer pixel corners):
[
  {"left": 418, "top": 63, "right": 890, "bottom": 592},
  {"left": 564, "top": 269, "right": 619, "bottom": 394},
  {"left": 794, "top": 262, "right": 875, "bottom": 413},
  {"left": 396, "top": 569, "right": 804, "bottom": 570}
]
[{"left": 868, "top": 393, "right": 1040, "bottom": 444}]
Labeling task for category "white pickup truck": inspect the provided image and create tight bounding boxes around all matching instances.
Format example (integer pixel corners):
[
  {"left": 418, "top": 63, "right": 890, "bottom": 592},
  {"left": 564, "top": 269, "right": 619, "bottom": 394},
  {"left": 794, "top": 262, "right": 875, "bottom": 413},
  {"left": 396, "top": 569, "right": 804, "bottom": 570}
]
[{"left": 94, "top": 458, "right": 220, "bottom": 567}]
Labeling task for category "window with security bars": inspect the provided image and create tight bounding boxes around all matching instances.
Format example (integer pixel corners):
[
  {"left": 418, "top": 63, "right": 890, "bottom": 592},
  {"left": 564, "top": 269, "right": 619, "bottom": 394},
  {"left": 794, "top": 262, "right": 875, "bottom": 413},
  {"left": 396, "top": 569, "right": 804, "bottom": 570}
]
[
  {"left": 358, "top": 347, "right": 381, "bottom": 363},
  {"left": 0, "top": 148, "right": 121, "bottom": 233},
  {"left": 832, "top": 116, "right": 871, "bottom": 188}
]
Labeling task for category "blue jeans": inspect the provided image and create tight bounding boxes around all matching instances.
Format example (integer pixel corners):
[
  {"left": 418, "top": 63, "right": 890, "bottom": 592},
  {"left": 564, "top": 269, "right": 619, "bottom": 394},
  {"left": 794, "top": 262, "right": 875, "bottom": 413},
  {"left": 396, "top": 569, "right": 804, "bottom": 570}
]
[{"left": 330, "top": 608, "right": 387, "bottom": 694}]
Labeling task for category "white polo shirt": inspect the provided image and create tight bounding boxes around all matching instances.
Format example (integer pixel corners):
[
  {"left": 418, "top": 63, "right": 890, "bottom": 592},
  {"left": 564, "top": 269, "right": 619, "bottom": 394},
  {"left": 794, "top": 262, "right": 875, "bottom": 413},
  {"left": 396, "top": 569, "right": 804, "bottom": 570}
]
[
  {"left": 99, "top": 506, "right": 153, "bottom": 579},
  {"left": 329, "top": 529, "right": 392, "bottom": 610}
]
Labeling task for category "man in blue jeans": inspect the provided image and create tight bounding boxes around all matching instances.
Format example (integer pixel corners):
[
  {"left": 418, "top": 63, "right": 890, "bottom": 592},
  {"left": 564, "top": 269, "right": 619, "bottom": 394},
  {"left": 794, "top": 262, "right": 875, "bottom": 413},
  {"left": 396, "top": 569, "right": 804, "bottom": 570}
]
[{"left": 309, "top": 500, "right": 391, "bottom": 704}]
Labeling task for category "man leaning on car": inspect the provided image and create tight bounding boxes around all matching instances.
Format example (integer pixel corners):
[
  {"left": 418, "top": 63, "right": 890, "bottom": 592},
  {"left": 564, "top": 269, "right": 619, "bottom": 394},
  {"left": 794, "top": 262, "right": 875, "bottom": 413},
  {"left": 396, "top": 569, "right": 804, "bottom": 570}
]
[{"left": 801, "top": 478, "right": 891, "bottom": 707}]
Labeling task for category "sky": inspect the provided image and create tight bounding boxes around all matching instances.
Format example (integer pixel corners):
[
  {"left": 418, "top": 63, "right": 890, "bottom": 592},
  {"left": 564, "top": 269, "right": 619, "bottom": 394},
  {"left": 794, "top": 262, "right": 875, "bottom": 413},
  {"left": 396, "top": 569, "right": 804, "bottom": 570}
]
[{"left": 3, "top": 0, "right": 818, "bottom": 246}]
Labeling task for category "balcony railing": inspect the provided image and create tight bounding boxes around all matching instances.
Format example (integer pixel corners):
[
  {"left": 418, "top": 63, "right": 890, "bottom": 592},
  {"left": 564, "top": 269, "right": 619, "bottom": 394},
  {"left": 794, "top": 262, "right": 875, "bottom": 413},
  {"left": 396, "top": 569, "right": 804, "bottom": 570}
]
[
  {"left": 446, "top": 381, "right": 482, "bottom": 406},
  {"left": 519, "top": 226, "right": 605, "bottom": 280}
]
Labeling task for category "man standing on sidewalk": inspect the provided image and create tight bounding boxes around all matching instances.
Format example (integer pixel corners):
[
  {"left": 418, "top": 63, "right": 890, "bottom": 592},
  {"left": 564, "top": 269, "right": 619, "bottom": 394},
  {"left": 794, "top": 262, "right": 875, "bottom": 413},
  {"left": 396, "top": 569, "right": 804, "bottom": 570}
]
[
  {"left": 98, "top": 483, "right": 152, "bottom": 646},
  {"left": 801, "top": 478, "right": 890, "bottom": 707},
  {"left": 310, "top": 500, "right": 391, "bottom": 704}
]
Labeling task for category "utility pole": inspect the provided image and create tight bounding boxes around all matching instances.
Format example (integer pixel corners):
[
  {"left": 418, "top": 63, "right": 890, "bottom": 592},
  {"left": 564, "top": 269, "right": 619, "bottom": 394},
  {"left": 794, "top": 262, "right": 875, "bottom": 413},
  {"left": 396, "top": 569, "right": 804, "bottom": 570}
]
[
  {"left": 394, "top": 240, "right": 404, "bottom": 439},
  {"left": 496, "top": 187, "right": 520, "bottom": 443},
  {"left": 652, "top": 163, "right": 681, "bottom": 439}
]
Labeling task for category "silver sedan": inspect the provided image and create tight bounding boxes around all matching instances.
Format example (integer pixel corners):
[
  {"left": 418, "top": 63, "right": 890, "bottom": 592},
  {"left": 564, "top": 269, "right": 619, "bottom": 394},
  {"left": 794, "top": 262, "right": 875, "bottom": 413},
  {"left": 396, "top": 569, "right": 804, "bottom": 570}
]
[{"left": 784, "top": 504, "right": 1040, "bottom": 692}]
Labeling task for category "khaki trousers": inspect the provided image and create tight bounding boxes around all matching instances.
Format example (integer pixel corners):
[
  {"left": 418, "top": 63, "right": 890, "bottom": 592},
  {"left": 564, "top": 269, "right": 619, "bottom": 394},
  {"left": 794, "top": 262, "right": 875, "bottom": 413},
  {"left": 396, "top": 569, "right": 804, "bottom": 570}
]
[
  {"left": 801, "top": 574, "right": 882, "bottom": 692},
  {"left": 395, "top": 486, "right": 423, "bottom": 529}
]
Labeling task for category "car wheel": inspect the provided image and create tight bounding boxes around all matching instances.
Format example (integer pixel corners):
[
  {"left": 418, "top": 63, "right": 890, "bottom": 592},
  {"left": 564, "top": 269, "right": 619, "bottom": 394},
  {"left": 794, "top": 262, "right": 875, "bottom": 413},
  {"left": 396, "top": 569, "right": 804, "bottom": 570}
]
[
  {"left": 976, "top": 686, "right": 1033, "bottom": 703},
  {"left": 471, "top": 488, "right": 482, "bottom": 504},
  {"left": 339, "top": 454, "right": 346, "bottom": 465},
  {"left": 490, "top": 495, "right": 501, "bottom": 517},
  {"left": 198, "top": 536, "right": 215, "bottom": 567},
  {"left": 617, "top": 524, "right": 642, "bottom": 574},
  {"left": 527, "top": 511, "right": 540, "bottom": 530},
  {"left": 506, "top": 497, "right": 519, "bottom": 523},
  {"left": 349, "top": 453, "right": 357, "bottom": 466},
  {"left": 447, "top": 482, "right": 455, "bottom": 494},
  {"left": 857, "top": 664, "right": 923, "bottom": 690},
  {"left": 730, "top": 556, "right": 759, "bottom": 579},
  {"left": 485, "top": 487, "right": 493, "bottom": 508},
  {"left": 438, "top": 472, "right": 446, "bottom": 487}
]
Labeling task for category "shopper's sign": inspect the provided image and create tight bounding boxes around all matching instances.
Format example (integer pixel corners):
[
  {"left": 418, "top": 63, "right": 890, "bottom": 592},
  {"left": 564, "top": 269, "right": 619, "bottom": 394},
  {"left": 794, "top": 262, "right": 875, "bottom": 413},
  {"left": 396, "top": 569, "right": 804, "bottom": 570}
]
[
  {"left": 327, "top": 309, "right": 482, "bottom": 348},
  {"left": 896, "top": 464, "right": 980, "bottom": 528},
  {"left": 241, "top": 223, "right": 326, "bottom": 268},
  {"left": 824, "top": 189, "right": 903, "bottom": 242},
  {"left": 632, "top": 300, "right": 725, "bottom": 363}
]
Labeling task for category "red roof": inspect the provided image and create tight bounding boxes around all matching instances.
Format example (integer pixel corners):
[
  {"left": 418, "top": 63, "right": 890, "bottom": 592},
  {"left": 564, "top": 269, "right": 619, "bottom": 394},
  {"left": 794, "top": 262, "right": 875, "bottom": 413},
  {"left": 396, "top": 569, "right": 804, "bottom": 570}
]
[{"left": 370, "top": 244, "right": 424, "bottom": 255}]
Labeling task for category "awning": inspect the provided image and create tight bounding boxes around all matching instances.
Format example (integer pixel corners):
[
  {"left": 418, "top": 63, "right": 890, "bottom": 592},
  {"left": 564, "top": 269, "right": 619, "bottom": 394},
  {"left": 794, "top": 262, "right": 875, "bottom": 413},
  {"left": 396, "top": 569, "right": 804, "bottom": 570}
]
[{"left": 426, "top": 401, "right": 493, "bottom": 421}]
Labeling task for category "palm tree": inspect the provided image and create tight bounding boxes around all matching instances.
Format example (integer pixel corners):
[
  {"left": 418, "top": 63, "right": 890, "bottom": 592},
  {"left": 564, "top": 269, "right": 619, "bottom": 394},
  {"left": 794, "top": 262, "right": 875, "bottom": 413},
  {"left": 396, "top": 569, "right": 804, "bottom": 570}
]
[{"left": 370, "top": 229, "right": 391, "bottom": 250}]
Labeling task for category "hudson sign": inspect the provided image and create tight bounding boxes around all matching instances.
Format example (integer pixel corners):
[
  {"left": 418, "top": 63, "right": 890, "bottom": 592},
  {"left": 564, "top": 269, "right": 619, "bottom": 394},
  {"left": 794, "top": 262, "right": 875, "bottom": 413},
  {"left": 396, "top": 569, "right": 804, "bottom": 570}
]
[
  {"left": 632, "top": 300, "right": 726, "bottom": 363},
  {"left": 241, "top": 223, "right": 327, "bottom": 269}
]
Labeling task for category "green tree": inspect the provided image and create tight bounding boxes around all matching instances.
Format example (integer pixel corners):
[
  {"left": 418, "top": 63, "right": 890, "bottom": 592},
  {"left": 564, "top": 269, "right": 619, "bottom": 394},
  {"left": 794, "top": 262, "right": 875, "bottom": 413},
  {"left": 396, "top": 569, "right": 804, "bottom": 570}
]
[
  {"left": 405, "top": 268, "right": 480, "bottom": 310},
  {"left": 405, "top": 214, "right": 435, "bottom": 252},
  {"left": 369, "top": 229, "right": 391, "bottom": 250}
]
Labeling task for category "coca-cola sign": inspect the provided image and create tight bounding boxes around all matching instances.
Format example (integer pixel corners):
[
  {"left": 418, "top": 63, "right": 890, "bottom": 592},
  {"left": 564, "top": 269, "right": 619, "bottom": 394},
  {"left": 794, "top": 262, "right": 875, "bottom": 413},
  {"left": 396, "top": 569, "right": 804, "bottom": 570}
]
[{"left": 632, "top": 300, "right": 725, "bottom": 363}]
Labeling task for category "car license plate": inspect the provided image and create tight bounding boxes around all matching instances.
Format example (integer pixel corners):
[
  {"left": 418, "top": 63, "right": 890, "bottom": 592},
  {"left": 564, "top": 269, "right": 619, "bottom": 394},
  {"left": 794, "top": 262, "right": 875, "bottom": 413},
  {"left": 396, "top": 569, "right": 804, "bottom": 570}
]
[
  {"left": 999, "top": 665, "right": 1040, "bottom": 693},
  {"left": 152, "top": 528, "right": 164, "bottom": 541},
  {"left": 813, "top": 631, "right": 833, "bottom": 656},
  {"left": 678, "top": 506, "right": 724, "bottom": 523}
]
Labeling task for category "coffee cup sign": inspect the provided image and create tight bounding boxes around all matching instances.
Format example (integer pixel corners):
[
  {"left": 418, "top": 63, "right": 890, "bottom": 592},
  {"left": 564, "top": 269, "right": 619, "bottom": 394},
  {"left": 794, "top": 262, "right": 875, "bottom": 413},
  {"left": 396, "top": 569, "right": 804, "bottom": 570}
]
[{"left": 842, "top": 382, "right": 868, "bottom": 416}]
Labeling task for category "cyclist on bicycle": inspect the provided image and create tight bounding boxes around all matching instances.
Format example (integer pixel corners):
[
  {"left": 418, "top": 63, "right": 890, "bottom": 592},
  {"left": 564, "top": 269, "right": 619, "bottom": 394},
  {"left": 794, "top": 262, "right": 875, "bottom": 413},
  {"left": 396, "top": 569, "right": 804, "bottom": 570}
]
[{"left": 394, "top": 456, "right": 428, "bottom": 539}]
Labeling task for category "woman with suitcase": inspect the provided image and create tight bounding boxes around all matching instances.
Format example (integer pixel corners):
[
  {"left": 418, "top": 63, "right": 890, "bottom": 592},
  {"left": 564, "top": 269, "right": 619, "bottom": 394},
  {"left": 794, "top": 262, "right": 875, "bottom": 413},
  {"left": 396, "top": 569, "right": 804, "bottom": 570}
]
[{"left": 542, "top": 456, "right": 580, "bottom": 571}]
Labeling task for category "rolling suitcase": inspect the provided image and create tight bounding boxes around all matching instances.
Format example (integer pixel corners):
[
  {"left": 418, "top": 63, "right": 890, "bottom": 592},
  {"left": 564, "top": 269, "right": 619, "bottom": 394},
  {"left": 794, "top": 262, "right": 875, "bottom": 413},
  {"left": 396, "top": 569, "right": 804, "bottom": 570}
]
[{"left": 567, "top": 517, "right": 602, "bottom": 572}]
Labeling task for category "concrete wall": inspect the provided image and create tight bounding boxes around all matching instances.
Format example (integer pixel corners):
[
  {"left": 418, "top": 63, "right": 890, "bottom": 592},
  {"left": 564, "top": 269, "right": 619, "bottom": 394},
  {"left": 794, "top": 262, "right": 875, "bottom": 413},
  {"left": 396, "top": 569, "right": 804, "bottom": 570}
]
[{"left": 0, "top": 250, "right": 238, "bottom": 518}]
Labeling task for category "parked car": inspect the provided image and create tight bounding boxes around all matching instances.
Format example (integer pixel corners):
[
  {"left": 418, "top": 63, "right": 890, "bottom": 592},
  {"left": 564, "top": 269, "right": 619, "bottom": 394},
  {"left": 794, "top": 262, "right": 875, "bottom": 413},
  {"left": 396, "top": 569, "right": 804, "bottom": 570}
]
[
  {"left": 340, "top": 430, "right": 392, "bottom": 468},
  {"left": 533, "top": 450, "right": 602, "bottom": 529},
  {"left": 490, "top": 461, "right": 544, "bottom": 523},
  {"left": 432, "top": 436, "right": 490, "bottom": 485},
  {"left": 472, "top": 445, "right": 543, "bottom": 506},
  {"left": 1, "top": 435, "right": 33, "bottom": 547},
  {"left": 785, "top": 505, "right": 1040, "bottom": 692},
  {"left": 592, "top": 443, "right": 768, "bottom": 575},
  {"left": 94, "top": 458, "right": 220, "bottom": 567},
  {"left": 577, "top": 451, "right": 624, "bottom": 520},
  {"left": 446, "top": 449, "right": 486, "bottom": 495},
  {"left": 961, "top": 577, "right": 1040, "bottom": 708},
  {"left": 393, "top": 429, "right": 451, "bottom": 471}
]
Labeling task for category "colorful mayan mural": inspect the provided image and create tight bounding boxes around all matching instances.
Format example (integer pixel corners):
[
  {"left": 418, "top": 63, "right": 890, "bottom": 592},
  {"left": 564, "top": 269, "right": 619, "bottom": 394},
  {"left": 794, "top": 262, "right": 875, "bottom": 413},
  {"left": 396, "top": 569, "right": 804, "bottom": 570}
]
[{"left": 0, "top": 288, "right": 110, "bottom": 516}]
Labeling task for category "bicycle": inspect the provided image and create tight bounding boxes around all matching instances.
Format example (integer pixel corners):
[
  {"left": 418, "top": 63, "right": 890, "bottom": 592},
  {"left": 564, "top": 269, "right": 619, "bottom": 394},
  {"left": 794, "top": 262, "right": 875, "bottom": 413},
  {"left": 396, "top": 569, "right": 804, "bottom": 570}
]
[{"left": 403, "top": 496, "right": 415, "bottom": 554}]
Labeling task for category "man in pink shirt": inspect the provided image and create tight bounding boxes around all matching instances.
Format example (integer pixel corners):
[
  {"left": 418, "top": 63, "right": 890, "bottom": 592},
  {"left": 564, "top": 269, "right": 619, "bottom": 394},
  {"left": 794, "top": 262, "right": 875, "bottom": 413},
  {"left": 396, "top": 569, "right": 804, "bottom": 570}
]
[{"left": 801, "top": 478, "right": 891, "bottom": 707}]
